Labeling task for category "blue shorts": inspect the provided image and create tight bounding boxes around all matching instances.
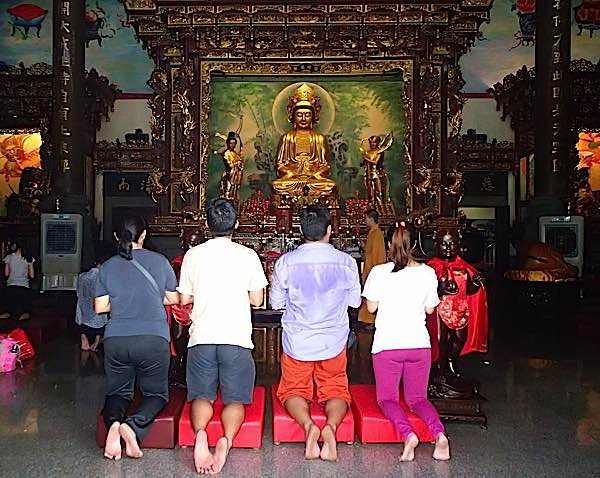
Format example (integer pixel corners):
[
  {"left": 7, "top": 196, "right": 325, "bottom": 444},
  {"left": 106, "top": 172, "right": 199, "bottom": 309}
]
[{"left": 186, "top": 344, "right": 255, "bottom": 404}]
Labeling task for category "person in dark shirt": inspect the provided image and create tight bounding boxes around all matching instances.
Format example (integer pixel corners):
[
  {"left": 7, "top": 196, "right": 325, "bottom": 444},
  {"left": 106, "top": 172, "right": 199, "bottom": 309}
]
[{"left": 95, "top": 214, "right": 179, "bottom": 461}]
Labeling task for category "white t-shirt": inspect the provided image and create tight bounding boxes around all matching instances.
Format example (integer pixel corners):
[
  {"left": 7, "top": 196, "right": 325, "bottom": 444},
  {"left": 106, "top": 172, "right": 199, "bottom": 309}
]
[
  {"left": 3, "top": 253, "right": 34, "bottom": 288},
  {"left": 177, "top": 238, "right": 268, "bottom": 349},
  {"left": 362, "top": 262, "right": 440, "bottom": 354}
]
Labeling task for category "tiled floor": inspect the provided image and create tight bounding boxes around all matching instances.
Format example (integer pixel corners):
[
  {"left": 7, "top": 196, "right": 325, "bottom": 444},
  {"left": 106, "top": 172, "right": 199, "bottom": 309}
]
[{"left": 1, "top": 317, "right": 600, "bottom": 477}]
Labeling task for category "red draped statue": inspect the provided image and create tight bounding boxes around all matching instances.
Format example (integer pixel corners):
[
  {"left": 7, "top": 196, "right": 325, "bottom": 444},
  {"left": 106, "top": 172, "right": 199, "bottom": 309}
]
[
  {"left": 426, "top": 230, "right": 488, "bottom": 396},
  {"left": 426, "top": 255, "right": 488, "bottom": 362}
]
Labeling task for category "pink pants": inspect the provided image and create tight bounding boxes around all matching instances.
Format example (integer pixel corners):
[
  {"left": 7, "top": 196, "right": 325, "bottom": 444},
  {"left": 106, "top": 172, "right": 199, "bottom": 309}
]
[{"left": 372, "top": 348, "right": 445, "bottom": 440}]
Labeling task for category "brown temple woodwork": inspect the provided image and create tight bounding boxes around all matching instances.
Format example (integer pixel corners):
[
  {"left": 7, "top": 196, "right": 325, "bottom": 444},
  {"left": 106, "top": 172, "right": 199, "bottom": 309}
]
[
  {"left": 0, "top": 61, "right": 118, "bottom": 258},
  {"left": 0, "top": 63, "right": 52, "bottom": 133},
  {"left": 52, "top": 0, "right": 85, "bottom": 194},
  {"left": 0, "top": 63, "right": 53, "bottom": 257},
  {"left": 121, "top": 0, "right": 494, "bottom": 235},
  {"left": 534, "top": 0, "right": 571, "bottom": 198},
  {"left": 489, "top": 60, "right": 600, "bottom": 216}
]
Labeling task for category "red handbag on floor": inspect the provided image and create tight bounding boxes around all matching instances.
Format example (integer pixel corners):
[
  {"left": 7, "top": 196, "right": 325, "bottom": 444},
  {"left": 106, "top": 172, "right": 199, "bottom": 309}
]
[{"left": 8, "top": 328, "right": 35, "bottom": 362}]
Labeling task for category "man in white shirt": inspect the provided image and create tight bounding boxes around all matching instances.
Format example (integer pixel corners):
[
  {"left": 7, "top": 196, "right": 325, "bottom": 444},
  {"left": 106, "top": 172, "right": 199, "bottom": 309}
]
[{"left": 178, "top": 199, "right": 268, "bottom": 475}]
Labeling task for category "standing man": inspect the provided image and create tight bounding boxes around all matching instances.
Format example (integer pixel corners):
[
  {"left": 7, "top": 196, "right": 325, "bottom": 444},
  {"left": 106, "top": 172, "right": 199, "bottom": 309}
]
[
  {"left": 358, "top": 209, "right": 387, "bottom": 325},
  {"left": 270, "top": 205, "right": 362, "bottom": 461},
  {"left": 178, "top": 199, "right": 268, "bottom": 475}
]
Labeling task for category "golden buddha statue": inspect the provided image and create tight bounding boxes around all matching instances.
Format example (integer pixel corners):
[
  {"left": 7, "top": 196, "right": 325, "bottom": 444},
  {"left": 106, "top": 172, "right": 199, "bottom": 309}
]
[{"left": 271, "top": 83, "right": 337, "bottom": 203}]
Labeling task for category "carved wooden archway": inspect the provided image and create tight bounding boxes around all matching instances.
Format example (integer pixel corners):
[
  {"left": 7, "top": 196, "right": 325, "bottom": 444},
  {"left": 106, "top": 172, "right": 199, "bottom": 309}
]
[{"left": 124, "top": 0, "right": 493, "bottom": 233}]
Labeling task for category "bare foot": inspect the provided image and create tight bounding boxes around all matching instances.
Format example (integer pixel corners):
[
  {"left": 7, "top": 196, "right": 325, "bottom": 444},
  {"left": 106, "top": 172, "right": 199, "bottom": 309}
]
[
  {"left": 319, "top": 424, "right": 338, "bottom": 462},
  {"left": 81, "top": 334, "right": 90, "bottom": 351},
  {"left": 304, "top": 423, "right": 321, "bottom": 460},
  {"left": 194, "top": 429, "right": 214, "bottom": 474},
  {"left": 400, "top": 432, "right": 419, "bottom": 462},
  {"left": 210, "top": 436, "right": 231, "bottom": 475},
  {"left": 433, "top": 433, "right": 450, "bottom": 461},
  {"left": 103, "top": 421, "right": 122, "bottom": 460},
  {"left": 119, "top": 422, "right": 143, "bottom": 458},
  {"left": 90, "top": 335, "right": 101, "bottom": 352}
]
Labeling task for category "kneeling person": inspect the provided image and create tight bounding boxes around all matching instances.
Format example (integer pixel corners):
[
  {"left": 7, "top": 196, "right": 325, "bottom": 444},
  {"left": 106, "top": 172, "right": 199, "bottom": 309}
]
[
  {"left": 178, "top": 199, "right": 267, "bottom": 475},
  {"left": 270, "top": 205, "right": 362, "bottom": 461}
]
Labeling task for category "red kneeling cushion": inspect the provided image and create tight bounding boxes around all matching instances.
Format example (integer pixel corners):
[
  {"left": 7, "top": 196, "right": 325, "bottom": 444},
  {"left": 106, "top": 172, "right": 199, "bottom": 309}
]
[
  {"left": 349, "top": 384, "right": 433, "bottom": 443},
  {"left": 178, "top": 386, "right": 265, "bottom": 449},
  {"left": 96, "top": 387, "right": 186, "bottom": 449},
  {"left": 271, "top": 384, "right": 355, "bottom": 444}
]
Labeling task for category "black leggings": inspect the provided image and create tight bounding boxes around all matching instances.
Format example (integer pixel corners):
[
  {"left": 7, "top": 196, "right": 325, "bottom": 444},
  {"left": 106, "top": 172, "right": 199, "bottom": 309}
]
[
  {"left": 3, "top": 285, "right": 31, "bottom": 316},
  {"left": 102, "top": 335, "right": 170, "bottom": 442}
]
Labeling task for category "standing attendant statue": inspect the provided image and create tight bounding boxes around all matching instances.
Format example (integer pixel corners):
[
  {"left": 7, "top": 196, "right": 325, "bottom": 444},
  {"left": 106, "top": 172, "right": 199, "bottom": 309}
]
[
  {"left": 215, "top": 118, "right": 244, "bottom": 201},
  {"left": 426, "top": 230, "right": 488, "bottom": 397},
  {"left": 359, "top": 133, "right": 395, "bottom": 216}
]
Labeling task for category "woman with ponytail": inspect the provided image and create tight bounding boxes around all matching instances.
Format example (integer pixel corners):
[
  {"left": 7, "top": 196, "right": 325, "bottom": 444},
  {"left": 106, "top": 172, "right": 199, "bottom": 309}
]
[
  {"left": 362, "top": 224, "right": 450, "bottom": 462},
  {"left": 95, "top": 214, "right": 179, "bottom": 461},
  {"left": 0, "top": 239, "right": 35, "bottom": 321}
]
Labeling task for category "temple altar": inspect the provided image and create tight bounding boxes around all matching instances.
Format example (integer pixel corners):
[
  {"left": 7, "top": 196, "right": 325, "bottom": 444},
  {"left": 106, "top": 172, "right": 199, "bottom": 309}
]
[{"left": 115, "top": 0, "right": 495, "bottom": 240}]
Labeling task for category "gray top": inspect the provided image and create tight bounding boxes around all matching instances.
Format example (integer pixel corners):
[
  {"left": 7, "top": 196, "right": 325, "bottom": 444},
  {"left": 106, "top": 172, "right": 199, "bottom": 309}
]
[
  {"left": 76, "top": 268, "right": 108, "bottom": 329},
  {"left": 96, "top": 249, "right": 177, "bottom": 342}
]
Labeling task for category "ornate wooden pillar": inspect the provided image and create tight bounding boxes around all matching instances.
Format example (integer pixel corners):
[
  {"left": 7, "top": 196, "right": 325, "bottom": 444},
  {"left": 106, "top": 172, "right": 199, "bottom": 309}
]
[
  {"left": 534, "top": 0, "right": 571, "bottom": 198},
  {"left": 52, "top": 0, "right": 85, "bottom": 194}
]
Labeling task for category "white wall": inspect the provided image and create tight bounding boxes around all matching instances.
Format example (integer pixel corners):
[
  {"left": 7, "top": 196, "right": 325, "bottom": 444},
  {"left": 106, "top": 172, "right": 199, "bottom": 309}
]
[
  {"left": 97, "top": 99, "right": 153, "bottom": 142},
  {"left": 461, "top": 98, "right": 514, "bottom": 143}
]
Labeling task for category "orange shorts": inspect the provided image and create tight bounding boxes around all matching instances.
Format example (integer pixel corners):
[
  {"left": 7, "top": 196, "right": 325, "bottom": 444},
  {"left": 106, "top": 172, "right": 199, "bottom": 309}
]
[{"left": 277, "top": 349, "right": 351, "bottom": 405}]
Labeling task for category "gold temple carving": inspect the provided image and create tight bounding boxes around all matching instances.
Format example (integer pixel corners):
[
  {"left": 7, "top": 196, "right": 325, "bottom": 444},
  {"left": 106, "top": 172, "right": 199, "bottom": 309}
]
[{"left": 120, "top": 0, "right": 493, "bottom": 233}]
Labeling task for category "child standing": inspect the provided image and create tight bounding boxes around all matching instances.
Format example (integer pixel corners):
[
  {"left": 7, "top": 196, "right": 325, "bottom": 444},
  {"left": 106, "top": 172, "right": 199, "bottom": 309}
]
[
  {"left": 0, "top": 240, "right": 35, "bottom": 321},
  {"left": 76, "top": 256, "right": 108, "bottom": 351}
]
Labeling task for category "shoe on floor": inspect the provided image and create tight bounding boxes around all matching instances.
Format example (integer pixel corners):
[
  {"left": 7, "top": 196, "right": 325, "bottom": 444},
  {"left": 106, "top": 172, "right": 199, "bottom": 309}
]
[
  {"left": 17, "top": 313, "right": 30, "bottom": 321},
  {"left": 0, "top": 312, "right": 10, "bottom": 319}
]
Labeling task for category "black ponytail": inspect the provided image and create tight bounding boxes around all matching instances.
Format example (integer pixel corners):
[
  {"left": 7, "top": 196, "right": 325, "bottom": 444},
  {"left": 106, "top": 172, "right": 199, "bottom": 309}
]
[
  {"left": 12, "top": 240, "right": 33, "bottom": 263},
  {"left": 115, "top": 214, "right": 146, "bottom": 260},
  {"left": 117, "top": 229, "right": 133, "bottom": 260}
]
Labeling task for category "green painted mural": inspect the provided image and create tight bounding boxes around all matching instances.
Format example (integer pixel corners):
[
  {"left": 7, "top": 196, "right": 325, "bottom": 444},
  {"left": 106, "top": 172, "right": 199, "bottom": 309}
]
[{"left": 206, "top": 75, "right": 407, "bottom": 211}]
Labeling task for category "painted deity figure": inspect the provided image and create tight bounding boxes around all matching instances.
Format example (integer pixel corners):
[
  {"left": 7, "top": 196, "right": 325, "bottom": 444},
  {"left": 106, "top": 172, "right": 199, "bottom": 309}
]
[
  {"left": 359, "top": 133, "right": 395, "bottom": 216},
  {"left": 215, "top": 120, "right": 244, "bottom": 201},
  {"left": 0, "top": 134, "right": 40, "bottom": 182},
  {"left": 426, "top": 230, "right": 488, "bottom": 396},
  {"left": 272, "top": 83, "right": 336, "bottom": 202}
]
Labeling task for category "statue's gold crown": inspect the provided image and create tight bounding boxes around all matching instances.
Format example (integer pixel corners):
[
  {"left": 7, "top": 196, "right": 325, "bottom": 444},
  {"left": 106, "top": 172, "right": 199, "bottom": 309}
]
[{"left": 287, "top": 83, "right": 322, "bottom": 122}]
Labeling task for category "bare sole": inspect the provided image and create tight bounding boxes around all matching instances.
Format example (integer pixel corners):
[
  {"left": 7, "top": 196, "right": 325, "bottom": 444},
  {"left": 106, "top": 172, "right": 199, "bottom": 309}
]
[
  {"left": 400, "top": 433, "right": 419, "bottom": 462},
  {"left": 433, "top": 433, "right": 450, "bottom": 461},
  {"left": 210, "top": 437, "right": 231, "bottom": 475},
  {"left": 194, "top": 430, "right": 215, "bottom": 474},
  {"left": 319, "top": 425, "right": 338, "bottom": 462},
  {"left": 119, "top": 423, "right": 143, "bottom": 458},
  {"left": 305, "top": 424, "right": 321, "bottom": 460},
  {"left": 103, "top": 422, "right": 122, "bottom": 460}
]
